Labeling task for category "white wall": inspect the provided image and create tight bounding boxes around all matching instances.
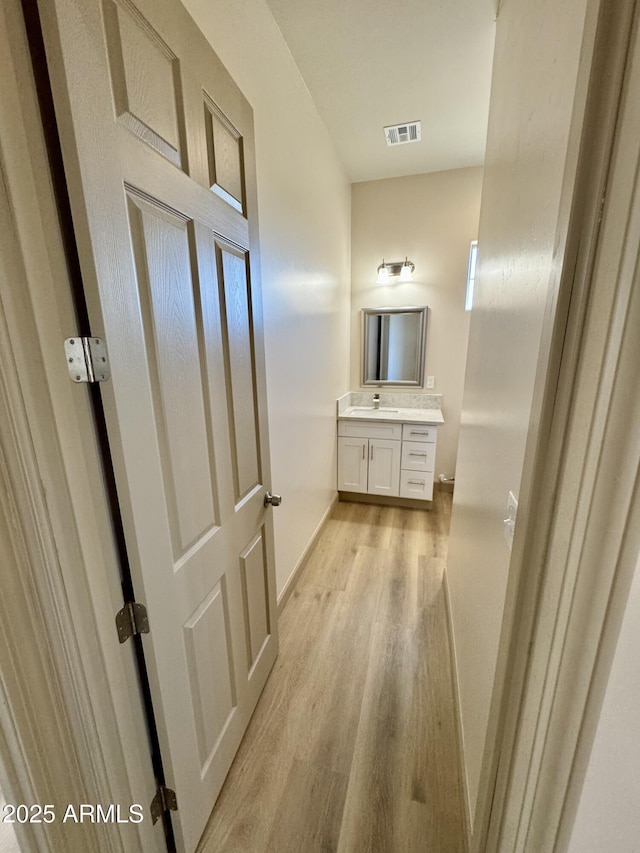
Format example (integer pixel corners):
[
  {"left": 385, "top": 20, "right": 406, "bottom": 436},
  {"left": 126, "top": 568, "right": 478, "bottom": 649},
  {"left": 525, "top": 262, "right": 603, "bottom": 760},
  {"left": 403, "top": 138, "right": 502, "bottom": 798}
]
[
  {"left": 567, "top": 553, "right": 640, "bottom": 852},
  {"left": 445, "top": 0, "right": 591, "bottom": 825},
  {"left": 350, "top": 168, "right": 483, "bottom": 479},
  {"left": 180, "top": 0, "right": 351, "bottom": 596}
]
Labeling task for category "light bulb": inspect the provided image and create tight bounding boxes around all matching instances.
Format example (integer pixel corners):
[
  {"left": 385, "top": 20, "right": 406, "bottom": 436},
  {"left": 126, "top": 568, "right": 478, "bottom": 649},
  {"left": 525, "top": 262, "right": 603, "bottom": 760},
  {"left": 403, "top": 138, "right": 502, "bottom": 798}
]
[
  {"left": 376, "top": 261, "right": 389, "bottom": 284},
  {"left": 399, "top": 258, "right": 413, "bottom": 282}
]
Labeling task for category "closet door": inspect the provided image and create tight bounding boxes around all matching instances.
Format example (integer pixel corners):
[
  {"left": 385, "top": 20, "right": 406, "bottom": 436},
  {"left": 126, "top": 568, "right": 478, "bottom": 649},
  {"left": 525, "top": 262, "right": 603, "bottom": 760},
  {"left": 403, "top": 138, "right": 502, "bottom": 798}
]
[{"left": 40, "top": 0, "right": 279, "bottom": 849}]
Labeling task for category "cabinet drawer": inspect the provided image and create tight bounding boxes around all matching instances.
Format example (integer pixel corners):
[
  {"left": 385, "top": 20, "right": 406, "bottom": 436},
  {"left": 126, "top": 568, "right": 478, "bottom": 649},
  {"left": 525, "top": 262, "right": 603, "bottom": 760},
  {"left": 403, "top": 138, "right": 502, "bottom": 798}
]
[
  {"left": 338, "top": 420, "right": 403, "bottom": 441},
  {"left": 401, "top": 424, "right": 437, "bottom": 443},
  {"left": 399, "top": 470, "right": 434, "bottom": 501},
  {"left": 401, "top": 441, "right": 435, "bottom": 472}
]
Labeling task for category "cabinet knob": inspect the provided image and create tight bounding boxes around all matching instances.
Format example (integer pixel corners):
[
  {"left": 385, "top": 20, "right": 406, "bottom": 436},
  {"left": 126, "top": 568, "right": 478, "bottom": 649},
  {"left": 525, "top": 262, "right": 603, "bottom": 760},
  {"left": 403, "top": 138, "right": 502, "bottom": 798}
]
[{"left": 264, "top": 491, "right": 282, "bottom": 507}]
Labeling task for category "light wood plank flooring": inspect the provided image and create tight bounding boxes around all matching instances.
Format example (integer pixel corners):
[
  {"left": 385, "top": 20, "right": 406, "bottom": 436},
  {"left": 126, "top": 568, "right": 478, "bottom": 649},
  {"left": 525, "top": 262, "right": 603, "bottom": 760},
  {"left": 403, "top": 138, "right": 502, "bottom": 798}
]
[{"left": 198, "top": 491, "right": 466, "bottom": 853}]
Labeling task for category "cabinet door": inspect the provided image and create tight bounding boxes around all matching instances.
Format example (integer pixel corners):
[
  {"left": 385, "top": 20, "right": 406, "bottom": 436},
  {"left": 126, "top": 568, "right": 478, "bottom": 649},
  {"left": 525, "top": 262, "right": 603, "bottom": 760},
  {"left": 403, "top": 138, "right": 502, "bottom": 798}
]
[
  {"left": 338, "top": 436, "right": 368, "bottom": 493},
  {"left": 368, "top": 439, "right": 401, "bottom": 497}
]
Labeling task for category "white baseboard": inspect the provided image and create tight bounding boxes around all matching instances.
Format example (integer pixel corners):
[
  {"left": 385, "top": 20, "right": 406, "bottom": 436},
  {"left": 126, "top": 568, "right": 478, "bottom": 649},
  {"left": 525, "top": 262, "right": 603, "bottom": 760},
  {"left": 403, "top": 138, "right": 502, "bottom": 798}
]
[
  {"left": 276, "top": 494, "right": 339, "bottom": 616},
  {"left": 443, "top": 566, "right": 473, "bottom": 849}
]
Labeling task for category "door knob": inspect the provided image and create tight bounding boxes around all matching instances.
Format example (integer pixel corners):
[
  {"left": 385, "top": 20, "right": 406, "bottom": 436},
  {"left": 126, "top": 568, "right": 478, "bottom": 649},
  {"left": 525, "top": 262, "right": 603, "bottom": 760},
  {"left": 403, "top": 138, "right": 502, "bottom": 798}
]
[{"left": 264, "top": 491, "right": 282, "bottom": 507}]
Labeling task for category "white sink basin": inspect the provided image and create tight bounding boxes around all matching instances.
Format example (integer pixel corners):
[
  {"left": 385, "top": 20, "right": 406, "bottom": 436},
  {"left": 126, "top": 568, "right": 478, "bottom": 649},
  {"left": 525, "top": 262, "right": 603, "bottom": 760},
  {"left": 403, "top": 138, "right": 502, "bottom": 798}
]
[{"left": 350, "top": 406, "right": 399, "bottom": 413}]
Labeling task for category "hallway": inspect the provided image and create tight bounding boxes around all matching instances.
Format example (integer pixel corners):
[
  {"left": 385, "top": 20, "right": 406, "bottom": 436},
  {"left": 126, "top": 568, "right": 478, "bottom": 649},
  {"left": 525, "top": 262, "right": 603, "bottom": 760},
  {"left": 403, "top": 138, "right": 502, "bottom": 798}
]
[{"left": 198, "top": 492, "right": 467, "bottom": 852}]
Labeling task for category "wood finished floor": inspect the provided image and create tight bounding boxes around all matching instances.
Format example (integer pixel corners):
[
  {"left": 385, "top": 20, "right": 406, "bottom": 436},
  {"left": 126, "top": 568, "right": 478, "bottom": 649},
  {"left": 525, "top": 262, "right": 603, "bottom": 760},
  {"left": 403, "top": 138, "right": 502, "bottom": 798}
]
[{"left": 198, "top": 491, "right": 467, "bottom": 853}]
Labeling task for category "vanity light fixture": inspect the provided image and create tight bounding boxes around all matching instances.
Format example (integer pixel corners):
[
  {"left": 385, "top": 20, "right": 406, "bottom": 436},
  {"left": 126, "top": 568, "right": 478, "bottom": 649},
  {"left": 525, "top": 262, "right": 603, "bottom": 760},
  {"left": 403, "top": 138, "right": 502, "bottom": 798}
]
[{"left": 376, "top": 257, "right": 415, "bottom": 284}]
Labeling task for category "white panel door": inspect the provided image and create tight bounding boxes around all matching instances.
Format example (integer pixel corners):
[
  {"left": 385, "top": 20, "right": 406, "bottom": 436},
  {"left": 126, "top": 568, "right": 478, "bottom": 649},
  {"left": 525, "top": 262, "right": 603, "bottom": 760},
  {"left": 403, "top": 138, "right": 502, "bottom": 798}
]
[
  {"left": 368, "top": 439, "right": 401, "bottom": 496},
  {"left": 40, "top": 0, "right": 279, "bottom": 850},
  {"left": 338, "top": 436, "right": 368, "bottom": 493}
]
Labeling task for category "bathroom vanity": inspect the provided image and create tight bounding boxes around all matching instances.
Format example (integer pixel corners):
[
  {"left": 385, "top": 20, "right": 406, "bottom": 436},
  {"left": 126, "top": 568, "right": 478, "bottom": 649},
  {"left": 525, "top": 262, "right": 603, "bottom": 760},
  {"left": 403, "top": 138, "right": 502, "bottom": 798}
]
[{"left": 337, "top": 393, "right": 444, "bottom": 502}]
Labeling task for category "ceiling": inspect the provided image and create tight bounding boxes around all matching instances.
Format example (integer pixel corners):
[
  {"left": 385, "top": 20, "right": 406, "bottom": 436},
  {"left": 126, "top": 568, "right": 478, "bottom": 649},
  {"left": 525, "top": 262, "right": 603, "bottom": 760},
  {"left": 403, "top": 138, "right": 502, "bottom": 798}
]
[{"left": 264, "top": 0, "right": 497, "bottom": 183}]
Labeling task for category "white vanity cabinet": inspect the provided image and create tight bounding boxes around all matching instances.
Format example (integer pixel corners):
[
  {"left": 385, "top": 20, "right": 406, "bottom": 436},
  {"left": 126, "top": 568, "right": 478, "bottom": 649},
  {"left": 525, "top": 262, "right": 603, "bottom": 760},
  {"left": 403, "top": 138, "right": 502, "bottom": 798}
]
[
  {"left": 337, "top": 419, "right": 437, "bottom": 501},
  {"left": 337, "top": 421, "right": 402, "bottom": 497}
]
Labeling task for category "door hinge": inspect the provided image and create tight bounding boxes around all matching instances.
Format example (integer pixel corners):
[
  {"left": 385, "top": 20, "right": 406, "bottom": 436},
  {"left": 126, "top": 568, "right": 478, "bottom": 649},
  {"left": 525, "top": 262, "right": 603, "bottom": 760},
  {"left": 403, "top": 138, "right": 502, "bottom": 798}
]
[
  {"left": 150, "top": 786, "right": 178, "bottom": 825},
  {"left": 115, "top": 601, "right": 150, "bottom": 644},
  {"left": 64, "top": 336, "right": 110, "bottom": 383}
]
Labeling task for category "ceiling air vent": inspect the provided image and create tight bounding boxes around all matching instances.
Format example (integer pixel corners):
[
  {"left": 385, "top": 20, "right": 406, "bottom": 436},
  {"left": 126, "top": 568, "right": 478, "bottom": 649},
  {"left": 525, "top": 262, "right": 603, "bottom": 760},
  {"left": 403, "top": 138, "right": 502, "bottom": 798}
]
[{"left": 384, "top": 121, "right": 422, "bottom": 147}]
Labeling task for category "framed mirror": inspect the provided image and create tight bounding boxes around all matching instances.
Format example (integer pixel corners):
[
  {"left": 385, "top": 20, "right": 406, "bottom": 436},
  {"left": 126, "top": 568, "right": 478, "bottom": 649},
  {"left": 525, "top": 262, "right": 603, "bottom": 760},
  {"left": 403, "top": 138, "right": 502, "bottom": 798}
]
[{"left": 362, "top": 306, "right": 428, "bottom": 386}]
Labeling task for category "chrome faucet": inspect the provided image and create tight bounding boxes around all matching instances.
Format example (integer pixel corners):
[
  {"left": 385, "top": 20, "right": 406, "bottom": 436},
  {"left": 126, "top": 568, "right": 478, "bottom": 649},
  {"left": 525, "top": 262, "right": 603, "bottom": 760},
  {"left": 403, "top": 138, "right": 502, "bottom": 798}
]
[{"left": 373, "top": 393, "right": 380, "bottom": 409}]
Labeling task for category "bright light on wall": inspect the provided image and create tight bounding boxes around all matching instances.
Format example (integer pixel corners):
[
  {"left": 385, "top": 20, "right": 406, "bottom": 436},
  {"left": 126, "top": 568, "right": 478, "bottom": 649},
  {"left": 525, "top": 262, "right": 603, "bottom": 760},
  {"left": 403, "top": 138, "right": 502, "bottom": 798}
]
[
  {"left": 465, "top": 240, "right": 478, "bottom": 311},
  {"left": 376, "top": 258, "right": 415, "bottom": 284}
]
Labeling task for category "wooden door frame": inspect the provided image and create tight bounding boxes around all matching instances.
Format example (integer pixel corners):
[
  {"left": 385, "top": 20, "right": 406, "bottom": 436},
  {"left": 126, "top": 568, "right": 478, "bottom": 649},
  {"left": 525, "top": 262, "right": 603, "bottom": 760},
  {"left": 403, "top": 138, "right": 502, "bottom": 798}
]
[
  {"left": 474, "top": 0, "right": 640, "bottom": 849},
  {"left": 0, "top": 2, "right": 164, "bottom": 850}
]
